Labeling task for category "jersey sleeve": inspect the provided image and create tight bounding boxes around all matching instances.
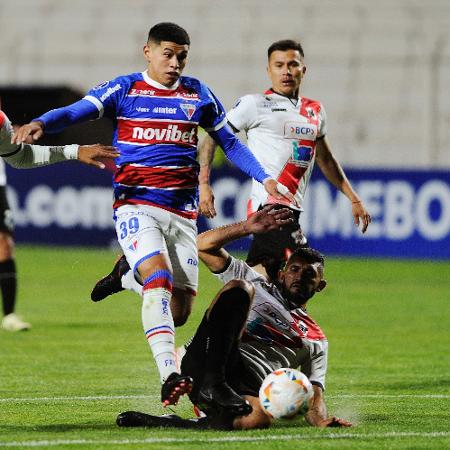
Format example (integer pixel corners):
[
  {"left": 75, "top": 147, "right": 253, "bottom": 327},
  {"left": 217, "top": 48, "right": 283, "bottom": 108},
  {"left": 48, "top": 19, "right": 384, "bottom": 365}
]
[
  {"left": 83, "top": 77, "right": 128, "bottom": 119},
  {"left": 226, "top": 95, "right": 257, "bottom": 132},
  {"left": 198, "top": 86, "right": 227, "bottom": 132},
  {"left": 317, "top": 103, "right": 327, "bottom": 138},
  {"left": 215, "top": 256, "right": 266, "bottom": 284},
  {"left": 300, "top": 340, "right": 328, "bottom": 390}
]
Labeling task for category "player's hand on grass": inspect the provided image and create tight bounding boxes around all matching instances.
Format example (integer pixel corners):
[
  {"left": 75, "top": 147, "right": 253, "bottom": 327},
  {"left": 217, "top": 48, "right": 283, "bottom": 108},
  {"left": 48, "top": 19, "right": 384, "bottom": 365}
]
[
  {"left": 263, "top": 178, "right": 298, "bottom": 208},
  {"left": 351, "top": 200, "right": 371, "bottom": 233},
  {"left": 78, "top": 144, "right": 119, "bottom": 169},
  {"left": 198, "top": 183, "right": 216, "bottom": 218},
  {"left": 245, "top": 204, "right": 294, "bottom": 235},
  {"left": 318, "top": 416, "right": 352, "bottom": 427},
  {"left": 12, "top": 121, "right": 45, "bottom": 144}
]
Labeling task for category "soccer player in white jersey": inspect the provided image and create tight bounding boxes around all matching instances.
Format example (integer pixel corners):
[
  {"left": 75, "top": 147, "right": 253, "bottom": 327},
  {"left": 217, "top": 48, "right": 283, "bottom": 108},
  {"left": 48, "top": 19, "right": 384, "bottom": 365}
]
[
  {"left": 0, "top": 109, "right": 118, "bottom": 331},
  {"left": 116, "top": 206, "right": 352, "bottom": 430},
  {"left": 199, "top": 39, "right": 371, "bottom": 280},
  {"left": 13, "top": 23, "right": 294, "bottom": 405}
]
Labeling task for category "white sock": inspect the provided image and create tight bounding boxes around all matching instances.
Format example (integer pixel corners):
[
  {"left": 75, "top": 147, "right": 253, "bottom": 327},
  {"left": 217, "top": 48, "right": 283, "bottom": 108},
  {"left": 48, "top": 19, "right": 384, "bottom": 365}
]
[
  {"left": 121, "top": 270, "right": 142, "bottom": 295},
  {"left": 142, "top": 287, "right": 177, "bottom": 382}
]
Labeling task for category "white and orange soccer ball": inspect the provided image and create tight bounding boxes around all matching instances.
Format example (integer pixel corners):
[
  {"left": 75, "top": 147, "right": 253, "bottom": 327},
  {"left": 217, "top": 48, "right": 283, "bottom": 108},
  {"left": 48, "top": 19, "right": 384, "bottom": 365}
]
[{"left": 259, "top": 368, "right": 313, "bottom": 419}]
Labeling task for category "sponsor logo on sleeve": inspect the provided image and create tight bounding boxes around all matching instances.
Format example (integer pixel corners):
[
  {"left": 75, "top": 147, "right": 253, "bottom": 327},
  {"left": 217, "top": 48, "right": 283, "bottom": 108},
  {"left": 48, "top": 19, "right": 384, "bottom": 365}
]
[
  {"left": 99, "top": 83, "right": 121, "bottom": 102},
  {"left": 92, "top": 81, "right": 109, "bottom": 90}
]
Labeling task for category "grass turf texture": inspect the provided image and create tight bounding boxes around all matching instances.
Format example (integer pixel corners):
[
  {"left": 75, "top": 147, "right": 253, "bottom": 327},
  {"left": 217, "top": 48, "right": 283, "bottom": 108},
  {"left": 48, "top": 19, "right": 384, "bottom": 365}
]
[{"left": 1, "top": 246, "right": 449, "bottom": 449}]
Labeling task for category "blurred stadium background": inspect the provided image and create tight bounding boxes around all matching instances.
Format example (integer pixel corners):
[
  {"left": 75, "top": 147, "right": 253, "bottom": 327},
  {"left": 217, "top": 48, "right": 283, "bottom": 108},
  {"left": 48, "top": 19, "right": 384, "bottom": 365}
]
[
  {"left": 0, "top": 0, "right": 449, "bottom": 258},
  {"left": 1, "top": 2, "right": 450, "bottom": 448}
]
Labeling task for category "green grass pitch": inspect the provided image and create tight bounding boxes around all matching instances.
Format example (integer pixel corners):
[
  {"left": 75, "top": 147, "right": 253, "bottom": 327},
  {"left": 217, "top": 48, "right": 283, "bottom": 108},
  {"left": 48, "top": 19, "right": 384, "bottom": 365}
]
[{"left": 1, "top": 246, "right": 449, "bottom": 449}]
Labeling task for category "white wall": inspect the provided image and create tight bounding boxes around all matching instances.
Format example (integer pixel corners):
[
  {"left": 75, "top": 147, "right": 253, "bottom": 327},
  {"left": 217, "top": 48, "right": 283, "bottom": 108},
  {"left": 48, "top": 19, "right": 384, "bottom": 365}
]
[{"left": 1, "top": 0, "right": 449, "bottom": 168}]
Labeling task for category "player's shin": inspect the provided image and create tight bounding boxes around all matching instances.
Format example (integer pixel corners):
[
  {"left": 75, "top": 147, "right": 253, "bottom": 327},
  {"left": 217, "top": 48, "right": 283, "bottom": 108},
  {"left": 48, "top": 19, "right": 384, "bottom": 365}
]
[{"left": 141, "top": 270, "right": 177, "bottom": 382}]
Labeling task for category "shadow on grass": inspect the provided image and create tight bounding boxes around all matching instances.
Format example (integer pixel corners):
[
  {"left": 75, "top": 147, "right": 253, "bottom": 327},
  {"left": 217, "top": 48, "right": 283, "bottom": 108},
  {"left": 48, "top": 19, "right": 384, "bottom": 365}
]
[{"left": 0, "top": 423, "right": 114, "bottom": 433}]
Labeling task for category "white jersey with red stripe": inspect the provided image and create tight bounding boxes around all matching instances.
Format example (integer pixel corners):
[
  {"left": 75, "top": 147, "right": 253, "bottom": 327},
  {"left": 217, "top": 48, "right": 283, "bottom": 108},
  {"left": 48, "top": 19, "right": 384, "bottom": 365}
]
[
  {"left": 0, "top": 110, "right": 78, "bottom": 178},
  {"left": 84, "top": 71, "right": 227, "bottom": 219},
  {"left": 216, "top": 256, "right": 328, "bottom": 389},
  {"left": 226, "top": 90, "right": 327, "bottom": 214}
]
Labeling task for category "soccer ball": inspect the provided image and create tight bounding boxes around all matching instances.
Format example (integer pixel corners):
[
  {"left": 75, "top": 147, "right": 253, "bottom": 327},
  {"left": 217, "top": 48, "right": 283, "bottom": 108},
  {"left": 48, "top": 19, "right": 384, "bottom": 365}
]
[{"left": 259, "top": 368, "right": 313, "bottom": 419}]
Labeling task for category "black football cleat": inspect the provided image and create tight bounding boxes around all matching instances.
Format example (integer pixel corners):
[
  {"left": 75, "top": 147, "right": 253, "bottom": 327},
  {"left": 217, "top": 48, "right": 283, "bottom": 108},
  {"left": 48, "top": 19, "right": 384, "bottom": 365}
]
[
  {"left": 91, "top": 254, "right": 130, "bottom": 302},
  {"left": 116, "top": 411, "right": 210, "bottom": 429},
  {"left": 197, "top": 381, "right": 253, "bottom": 417},
  {"left": 161, "top": 372, "right": 193, "bottom": 406}
]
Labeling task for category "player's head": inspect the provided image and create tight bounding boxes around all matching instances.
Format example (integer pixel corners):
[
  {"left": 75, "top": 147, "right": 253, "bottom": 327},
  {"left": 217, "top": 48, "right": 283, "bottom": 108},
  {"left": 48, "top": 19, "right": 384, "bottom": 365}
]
[
  {"left": 143, "top": 22, "right": 190, "bottom": 87},
  {"left": 278, "top": 247, "right": 326, "bottom": 308},
  {"left": 267, "top": 39, "right": 306, "bottom": 98}
]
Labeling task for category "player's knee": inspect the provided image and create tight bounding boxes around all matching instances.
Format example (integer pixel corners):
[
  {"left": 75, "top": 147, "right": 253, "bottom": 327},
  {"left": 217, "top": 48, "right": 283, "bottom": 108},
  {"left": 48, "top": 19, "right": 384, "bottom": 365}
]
[
  {"left": 223, "top": 279, "right": 255, "bottom": 300},
  {"left": 0, "top": 232, "right": 14, "bottom": 260}
]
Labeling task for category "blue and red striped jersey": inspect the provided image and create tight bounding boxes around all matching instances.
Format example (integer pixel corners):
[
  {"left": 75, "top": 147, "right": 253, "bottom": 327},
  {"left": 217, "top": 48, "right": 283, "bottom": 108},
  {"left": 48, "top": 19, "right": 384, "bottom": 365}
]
[{"left": 84, "top": 71, "right": 227, "bottom": 218}]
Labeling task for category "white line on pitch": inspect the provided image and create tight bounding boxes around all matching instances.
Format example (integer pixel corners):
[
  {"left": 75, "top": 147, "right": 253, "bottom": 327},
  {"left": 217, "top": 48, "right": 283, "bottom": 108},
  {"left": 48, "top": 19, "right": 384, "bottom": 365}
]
[
  {"left": 1, "top": 393, "right": 449, "bottom": 403},
  {"left": 0, "top": 432, "right": 449, "bottom": 447},
  {"left": 327, "top": 394, "right": 450, "bottom": 399},
  {"left": 0, "top": 394, "right": 156, "bottom": 403}
]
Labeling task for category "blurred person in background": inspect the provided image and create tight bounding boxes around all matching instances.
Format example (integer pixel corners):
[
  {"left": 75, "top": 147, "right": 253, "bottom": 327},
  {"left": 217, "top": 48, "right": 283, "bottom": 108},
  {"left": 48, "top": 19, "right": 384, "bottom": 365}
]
[
  {"left": 0, "top": 109, "right": 118, "bottom": 331},
  {"left": 12, "top": 23, "right": 294, "bottom": 404},
  {"left": 198, "top": 39, "right": 371, "bottom": 280}
]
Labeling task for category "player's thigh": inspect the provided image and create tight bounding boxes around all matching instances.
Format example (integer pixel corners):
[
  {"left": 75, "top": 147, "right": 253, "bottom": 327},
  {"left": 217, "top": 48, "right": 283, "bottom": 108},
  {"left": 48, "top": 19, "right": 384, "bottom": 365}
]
[
  {"left": 166, "top": 214, "right": 198, "bottom": 298},
  {"left": 114, "top": 205, "right": 171, "bottom": 275}
]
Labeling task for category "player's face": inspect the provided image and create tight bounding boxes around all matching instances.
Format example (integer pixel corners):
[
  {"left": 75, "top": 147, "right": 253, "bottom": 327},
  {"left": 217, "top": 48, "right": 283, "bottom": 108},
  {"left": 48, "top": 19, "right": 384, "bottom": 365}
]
[
  {"left": 267, "top": 49, "right": 306, "bottom": 98},
  {"left": 279, "top": 257, "right": 325, "bottom": 306},
  {"left": 143, "top": 41, "right": 189, "bottom": 87}
]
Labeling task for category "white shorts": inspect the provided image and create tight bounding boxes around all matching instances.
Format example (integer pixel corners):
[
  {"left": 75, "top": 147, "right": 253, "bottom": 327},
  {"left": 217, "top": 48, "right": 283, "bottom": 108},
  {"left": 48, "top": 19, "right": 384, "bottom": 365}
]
[{"left": 114, "top": 204, "right": 198, "bottom": 294}]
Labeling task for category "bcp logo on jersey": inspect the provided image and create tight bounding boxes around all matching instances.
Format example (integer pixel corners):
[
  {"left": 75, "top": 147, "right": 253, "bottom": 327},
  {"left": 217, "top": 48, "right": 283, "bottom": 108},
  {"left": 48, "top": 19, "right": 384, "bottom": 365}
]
[{"left": 284, "top": 122, "right": 317, "bottom": 140}]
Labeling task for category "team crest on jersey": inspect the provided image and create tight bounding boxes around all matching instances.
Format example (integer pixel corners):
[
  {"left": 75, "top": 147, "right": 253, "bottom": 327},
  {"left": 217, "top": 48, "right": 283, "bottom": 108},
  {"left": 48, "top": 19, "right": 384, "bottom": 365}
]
[
  {"left": 305, "top": 107, "right": 316, "bottom": 118},
  {"left": 180, "top": 103, "right": 196, "bottom": 119},
  {"left": 128, "top": 240, "right": 138, "bottom": 252}
]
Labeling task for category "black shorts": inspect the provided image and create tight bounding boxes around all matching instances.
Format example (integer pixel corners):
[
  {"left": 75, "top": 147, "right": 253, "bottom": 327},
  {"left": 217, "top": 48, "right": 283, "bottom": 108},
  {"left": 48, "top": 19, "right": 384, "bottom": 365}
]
[
  {"left": 246, "top": 205, "right": 304, "bottom": 278},
  {"left": 0, "top": 186, "right": 14, "bottom": 234},
  {"left": 181, "top": 314, "right": 260, "bottom": 402}
]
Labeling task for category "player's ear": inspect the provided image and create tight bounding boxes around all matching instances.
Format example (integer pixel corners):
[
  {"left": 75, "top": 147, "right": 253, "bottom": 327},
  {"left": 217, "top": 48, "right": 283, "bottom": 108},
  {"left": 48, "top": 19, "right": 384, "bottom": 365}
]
[
  {"left": 143, "top": 44, "right": 151, "bottom": 62},
  {"left": 316, "top": 279, "right": 326, "bottom": 292}
]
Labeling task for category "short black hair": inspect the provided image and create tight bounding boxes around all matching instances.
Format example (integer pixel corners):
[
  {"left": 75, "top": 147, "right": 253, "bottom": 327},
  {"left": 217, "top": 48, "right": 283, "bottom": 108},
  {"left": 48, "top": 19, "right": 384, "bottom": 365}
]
[
  {"left": 286, "top": 247, "right": 324, "bottom": 268},
  {"left": 147, "top": 22, "right": 190, "bottom": 46},
  {"left": 267, "top": 39, "right": 304, "bottom": 59}
]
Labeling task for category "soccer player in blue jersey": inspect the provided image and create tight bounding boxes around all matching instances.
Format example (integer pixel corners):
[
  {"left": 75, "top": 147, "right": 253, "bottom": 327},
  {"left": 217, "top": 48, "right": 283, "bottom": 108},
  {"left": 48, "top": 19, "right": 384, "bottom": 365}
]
[{"left": 13, "top": 23, "right": 294, "bottom": 406}]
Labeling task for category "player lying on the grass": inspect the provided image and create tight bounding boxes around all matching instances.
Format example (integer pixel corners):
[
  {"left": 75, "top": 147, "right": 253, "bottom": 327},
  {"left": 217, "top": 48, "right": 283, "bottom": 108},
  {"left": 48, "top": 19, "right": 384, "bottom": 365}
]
[
  {"left": 0, "top": 110, "right": 118, "bottom": 169},
  {"left": 116, "top": 205, "right": 352, "bottom": 430}
]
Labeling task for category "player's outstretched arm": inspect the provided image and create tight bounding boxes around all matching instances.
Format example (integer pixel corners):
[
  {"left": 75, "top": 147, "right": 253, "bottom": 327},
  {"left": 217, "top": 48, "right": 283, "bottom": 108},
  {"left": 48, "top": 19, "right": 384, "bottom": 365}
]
[
  {"left": 209, "top": 125, "right": 297, "bottom": 206},
  {"left": 197, "top": 134, "right": 217, "bottom": 218},
  {"left": 198, "top": 205, "right": 293, "bottom": 272},
  {"left": 11, "top": 99, "right": 99, "bottom": 144},
  {"left": 78, "top": 144, "right": 119, "bottom": 169},
  {"left": 305, "top": 385, "right": 352, "bottom": 428},
  {"left": 315, "top": 136, "right": 371, "bottom": 233}
]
